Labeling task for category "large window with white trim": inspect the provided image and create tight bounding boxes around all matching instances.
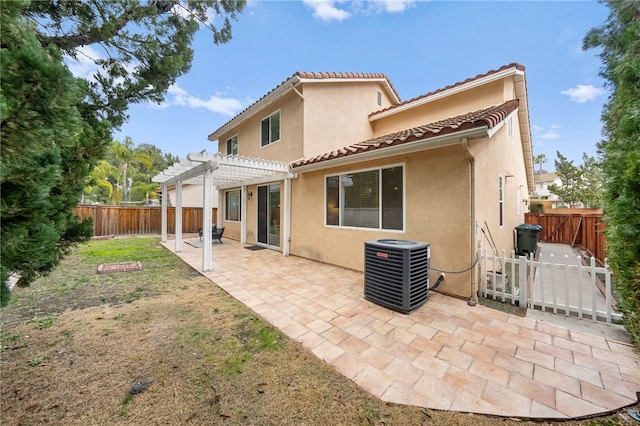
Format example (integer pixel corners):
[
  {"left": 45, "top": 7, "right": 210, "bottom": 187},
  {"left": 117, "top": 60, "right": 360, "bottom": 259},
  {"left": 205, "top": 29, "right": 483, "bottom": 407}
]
[
  {"left": 225, "top": 189, "right": 241, "bottom": 222},
  {"left": 260, "top": 111, "right": 280, "bottom": 147},
  {"left": 326, "top": 165, "right": 403, "bottom": 230}
]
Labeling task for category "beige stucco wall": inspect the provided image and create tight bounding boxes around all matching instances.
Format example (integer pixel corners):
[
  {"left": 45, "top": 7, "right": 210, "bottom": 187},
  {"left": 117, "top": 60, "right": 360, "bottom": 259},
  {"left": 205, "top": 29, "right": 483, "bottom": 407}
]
[
  {"left": 216, "top": 91, "right": 304, "bottom": 162},
  {"left": 301, "top": 82, "right": 393, "bottom": 158},
  {"left": 372, "top": 80, "right": 508, "bottom": 136},
  {"left": 471, "top": 112, "right": 529, "bottom": 254},
  {"left": 289, "top": 145, "right": 474, "bottom": 299},
  {"left": 215, "top": 80, "right": 396, "bottom": 162},
  {"left": 167, "top": 184, "right": 218, "bottom": 208}
]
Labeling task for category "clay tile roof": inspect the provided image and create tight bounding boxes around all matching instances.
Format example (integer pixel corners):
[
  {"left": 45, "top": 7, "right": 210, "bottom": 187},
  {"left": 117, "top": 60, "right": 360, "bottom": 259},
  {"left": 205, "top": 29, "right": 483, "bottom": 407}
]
[
  {"left": 369, "top": 63, "right": 525, "bottom": 118},
  {"left": 291, "top": 99, "right": 519, "bottom": 169}
]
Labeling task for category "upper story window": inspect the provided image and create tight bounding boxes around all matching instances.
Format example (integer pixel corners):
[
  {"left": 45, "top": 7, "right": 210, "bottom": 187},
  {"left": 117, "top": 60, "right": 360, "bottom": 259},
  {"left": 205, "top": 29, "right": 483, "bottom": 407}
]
[
  {"left": 261, "top": 110, "right": 280, "bottom": 147},
  {"left": 226, "top": 135, "right": 238, "bottom": 155},
  {"left": 326, "top": 165, "right": 404, "bottom": 231}
]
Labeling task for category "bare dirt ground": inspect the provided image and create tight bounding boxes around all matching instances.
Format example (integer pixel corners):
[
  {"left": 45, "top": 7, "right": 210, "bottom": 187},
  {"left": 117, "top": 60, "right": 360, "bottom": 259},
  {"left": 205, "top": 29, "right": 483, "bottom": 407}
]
[{"left": 1, "top": 237, "right": 637, "bottom": 425}]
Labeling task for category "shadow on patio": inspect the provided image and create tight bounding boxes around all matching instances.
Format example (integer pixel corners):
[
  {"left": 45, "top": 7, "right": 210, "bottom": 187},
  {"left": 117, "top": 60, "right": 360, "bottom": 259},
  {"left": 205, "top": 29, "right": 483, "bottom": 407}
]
[{"left": 161, "top": 237, "right": 640, "bottom": 419}]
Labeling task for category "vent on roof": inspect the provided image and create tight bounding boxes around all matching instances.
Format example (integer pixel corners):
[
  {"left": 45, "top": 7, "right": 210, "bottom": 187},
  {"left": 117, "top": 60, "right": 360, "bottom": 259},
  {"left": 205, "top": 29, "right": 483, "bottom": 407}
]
[{"left": 364, "top": 239, "right": 430, "bottom": 314}]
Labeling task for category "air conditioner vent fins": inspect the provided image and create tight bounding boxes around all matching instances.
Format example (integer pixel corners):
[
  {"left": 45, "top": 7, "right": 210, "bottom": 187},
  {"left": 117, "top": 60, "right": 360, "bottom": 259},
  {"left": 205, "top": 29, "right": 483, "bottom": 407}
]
[{"left": 364, "top": 239, "right": 430, "bottom": 313}]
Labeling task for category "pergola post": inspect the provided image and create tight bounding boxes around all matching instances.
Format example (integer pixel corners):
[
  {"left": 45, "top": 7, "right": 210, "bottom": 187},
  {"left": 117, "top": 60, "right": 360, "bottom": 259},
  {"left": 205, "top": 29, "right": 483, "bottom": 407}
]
[
  {"left": 175, "top": 181, "right": 183, "bottom": 252},
  {"left": 161, "top": 186, "right": 168, "bottom": 243},
  {"left": 202, "top": 169, "right": 213, "bottom": 271},
  {"left": 240, "top": 185, "right": 247, "bottom": 244},
  {"left": 283, "top": 177, "right": 291, "bottom": 256}
]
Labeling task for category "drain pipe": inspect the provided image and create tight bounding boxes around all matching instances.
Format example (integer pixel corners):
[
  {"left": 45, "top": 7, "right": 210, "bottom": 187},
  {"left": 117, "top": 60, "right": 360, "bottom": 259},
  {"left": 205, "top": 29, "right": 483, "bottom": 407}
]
[{"left": 462, "top": 137, "right": 479, "bottom": 306}]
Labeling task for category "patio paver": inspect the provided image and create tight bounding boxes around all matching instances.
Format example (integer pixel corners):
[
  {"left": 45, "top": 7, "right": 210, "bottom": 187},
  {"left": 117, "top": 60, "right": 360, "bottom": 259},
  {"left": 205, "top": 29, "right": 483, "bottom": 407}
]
[{"left": 162, "top": 239, "right": 640, "bottom": 419}]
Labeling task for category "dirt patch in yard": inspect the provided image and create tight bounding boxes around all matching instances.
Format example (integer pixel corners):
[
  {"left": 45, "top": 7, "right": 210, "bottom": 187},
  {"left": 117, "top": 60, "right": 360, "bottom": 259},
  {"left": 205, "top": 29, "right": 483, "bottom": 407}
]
[{"left": 1, "top": 237, "right": 637, "bottom": 425}]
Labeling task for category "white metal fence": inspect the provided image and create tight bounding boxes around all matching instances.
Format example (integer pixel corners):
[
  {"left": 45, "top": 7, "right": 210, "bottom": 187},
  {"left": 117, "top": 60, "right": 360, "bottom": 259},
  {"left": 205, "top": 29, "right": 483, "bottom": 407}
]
[{"left": 479, "top": 249, "right": 621, "bottom": 324}]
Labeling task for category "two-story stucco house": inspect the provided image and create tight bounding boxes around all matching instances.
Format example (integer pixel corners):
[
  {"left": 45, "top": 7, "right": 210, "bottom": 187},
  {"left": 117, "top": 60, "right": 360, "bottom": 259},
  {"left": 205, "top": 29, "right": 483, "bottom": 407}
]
[{"left": 154, "top": 63, "right": 534, "bottom": 302}]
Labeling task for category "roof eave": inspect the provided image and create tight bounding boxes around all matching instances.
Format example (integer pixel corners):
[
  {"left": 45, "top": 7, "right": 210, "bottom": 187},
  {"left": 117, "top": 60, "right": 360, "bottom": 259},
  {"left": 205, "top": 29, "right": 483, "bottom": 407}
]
[
  {"left": 291, "top": 127, "right": 488, "bottom": 174},
  {"left": 207, "top": 75, "right": 301, "bottom": 142},
  {"left": 369, "top": 66, "right": 525, "bottom": 122}
]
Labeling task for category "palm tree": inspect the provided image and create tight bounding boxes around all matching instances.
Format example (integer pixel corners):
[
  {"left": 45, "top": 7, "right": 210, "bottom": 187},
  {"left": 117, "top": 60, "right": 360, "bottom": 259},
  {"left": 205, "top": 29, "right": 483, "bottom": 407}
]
[
  {"left": 112, "top": 137, "right": 135, "bottom": 205},
  {"left": 534, "top": 154, "right": 547, "bottom": 174},
  {"left": 83, "top": 160, "right": 118, "bottom": 204}
]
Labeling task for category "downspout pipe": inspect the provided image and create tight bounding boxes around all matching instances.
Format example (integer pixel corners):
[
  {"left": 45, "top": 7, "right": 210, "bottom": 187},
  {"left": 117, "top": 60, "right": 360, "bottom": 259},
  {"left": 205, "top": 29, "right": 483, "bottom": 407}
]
[{"left": 462, "top": 137, "right": 479, "bottom": 306}]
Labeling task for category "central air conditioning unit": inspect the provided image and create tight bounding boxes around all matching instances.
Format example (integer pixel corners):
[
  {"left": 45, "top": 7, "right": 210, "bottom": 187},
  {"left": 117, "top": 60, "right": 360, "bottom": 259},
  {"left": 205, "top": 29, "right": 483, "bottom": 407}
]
[{"left": 364, "top": 239, "right": 430, "bottom": 314}]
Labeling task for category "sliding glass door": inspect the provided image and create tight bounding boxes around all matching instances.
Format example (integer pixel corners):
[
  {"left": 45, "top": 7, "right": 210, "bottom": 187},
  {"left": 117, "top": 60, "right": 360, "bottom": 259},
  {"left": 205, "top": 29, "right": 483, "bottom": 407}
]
[{"left": 257, "top": 184, "right": 280, "bottom": 248}]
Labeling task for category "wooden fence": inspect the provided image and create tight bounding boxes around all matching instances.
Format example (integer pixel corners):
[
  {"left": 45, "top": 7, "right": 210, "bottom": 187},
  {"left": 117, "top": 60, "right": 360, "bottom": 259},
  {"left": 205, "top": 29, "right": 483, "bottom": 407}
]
[
  {"left": 73, "top": 205, "right": 217, "bottom": 237},
  {"left": 524, "top": 212, "right": 606, "bottom": 265}
]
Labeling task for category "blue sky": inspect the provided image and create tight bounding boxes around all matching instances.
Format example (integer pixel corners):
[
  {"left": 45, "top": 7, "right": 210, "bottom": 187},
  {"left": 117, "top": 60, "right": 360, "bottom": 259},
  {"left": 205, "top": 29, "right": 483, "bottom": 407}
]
[{"left": 109, "top": 1, "right": 610, "bottom": 170}]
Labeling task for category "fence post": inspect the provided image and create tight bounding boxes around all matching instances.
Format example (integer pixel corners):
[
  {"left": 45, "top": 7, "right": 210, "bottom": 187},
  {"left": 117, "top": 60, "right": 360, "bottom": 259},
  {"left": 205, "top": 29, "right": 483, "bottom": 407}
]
[
  {"left": 605, "top": 258, "right": 612, "bottom": 324},
  {"left": 518, "top": 255, "right": 527, "bottom": 307}
]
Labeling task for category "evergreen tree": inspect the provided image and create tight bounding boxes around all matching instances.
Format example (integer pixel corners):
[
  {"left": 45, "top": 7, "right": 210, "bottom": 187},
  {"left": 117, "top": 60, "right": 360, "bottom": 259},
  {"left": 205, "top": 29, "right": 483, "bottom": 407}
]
[
  {"left": 584, "top": 0, "right": 640, "bottom": 348},
  {"left": 548, "top": 152, "right": 583, "bottom": 208},
  {"left": 548, "top": 152, "right": 603, "bottom": 208},
  {"left": 1, "top": 0, "right": 245, "bottom": 306},
  {"left": 1, "top": 1, "right": 101, "bottom": 304}
]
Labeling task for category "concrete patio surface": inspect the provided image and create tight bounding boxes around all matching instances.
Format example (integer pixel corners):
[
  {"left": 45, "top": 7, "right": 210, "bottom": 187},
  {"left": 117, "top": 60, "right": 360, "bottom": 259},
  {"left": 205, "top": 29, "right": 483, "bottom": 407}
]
[{"left": 161, "top": 237, "right": 640, "bottom": 419}]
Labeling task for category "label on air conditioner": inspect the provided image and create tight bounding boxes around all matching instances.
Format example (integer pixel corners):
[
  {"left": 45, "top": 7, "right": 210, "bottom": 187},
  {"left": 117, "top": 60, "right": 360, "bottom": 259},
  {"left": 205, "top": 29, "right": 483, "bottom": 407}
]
[{"left": 376, "top": 252, "right": 389, "bottom": 259}]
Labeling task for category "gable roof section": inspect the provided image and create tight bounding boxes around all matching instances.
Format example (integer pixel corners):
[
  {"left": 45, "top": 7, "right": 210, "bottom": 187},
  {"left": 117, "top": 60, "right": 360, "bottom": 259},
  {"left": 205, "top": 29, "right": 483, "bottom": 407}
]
[
  {"left": 368, "top": 63, "right": 526, "bottom": 120},
  {"left": 207, "top": 72, "right": 401, "bottom": 142},
  {"left": 291, "top": 99, "right": 519, "bottom": 171}
]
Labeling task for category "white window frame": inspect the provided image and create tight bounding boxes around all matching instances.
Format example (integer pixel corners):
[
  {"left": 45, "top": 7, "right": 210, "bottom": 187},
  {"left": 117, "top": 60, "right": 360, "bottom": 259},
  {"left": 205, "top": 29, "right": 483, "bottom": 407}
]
[
  {"left": 225, "top": 189, "right": 242, "bottom": 222},
  {"left": 324, "top": 163, "right": 405, "bottom": 232},
  {"left": 260, "top": 110, "right": 281, "bottom": 147},
  {"left": 226, "top": 135, "right": 238, "bottom": 155}
]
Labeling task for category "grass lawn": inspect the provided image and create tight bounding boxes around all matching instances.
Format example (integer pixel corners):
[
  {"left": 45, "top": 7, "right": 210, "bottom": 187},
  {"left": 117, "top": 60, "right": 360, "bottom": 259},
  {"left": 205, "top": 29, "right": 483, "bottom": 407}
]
[{"left": 0, "top": 237, "right": 635, "bottom": 425}]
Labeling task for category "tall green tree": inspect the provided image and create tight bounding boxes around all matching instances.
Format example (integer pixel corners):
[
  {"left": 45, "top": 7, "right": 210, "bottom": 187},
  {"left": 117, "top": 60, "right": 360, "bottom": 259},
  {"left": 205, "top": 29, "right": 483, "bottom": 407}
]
[
  {"left": 1, "top": 0, "right": 102, "bottom": 304},
  {"left": 584, "top": 0, "right": 640, "bottom": 348},
  {"left": 548, "top": 152, "right": 603, "bottom": 208},
  {"left": 548, "top": 152, "right": 584, "bottom": 208},
  {"left": 24, "top": 0, "right": 245, "bottom": 129},
  {"left": 112, "top": 137, "right": 135, "bottom": 205},
  {"left": 1, "top": 0, "right": 245, "bottom": 306}
]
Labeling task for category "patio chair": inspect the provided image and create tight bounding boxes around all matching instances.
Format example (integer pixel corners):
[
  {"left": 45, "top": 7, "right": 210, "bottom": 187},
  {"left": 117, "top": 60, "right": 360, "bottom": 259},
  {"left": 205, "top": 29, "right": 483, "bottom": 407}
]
[{"left": 198, "top": 225, "right": 225, "bottom": 244}]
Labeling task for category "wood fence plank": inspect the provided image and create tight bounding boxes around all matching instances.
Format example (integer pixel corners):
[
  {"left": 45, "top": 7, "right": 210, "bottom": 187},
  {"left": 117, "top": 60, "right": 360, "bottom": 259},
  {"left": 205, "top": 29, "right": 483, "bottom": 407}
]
[
  {"left": 525, "top": 212, "right": 606, "bottom": 265},
  {"left": 73, "top": 205, "right": 217, "bottom": 237}
]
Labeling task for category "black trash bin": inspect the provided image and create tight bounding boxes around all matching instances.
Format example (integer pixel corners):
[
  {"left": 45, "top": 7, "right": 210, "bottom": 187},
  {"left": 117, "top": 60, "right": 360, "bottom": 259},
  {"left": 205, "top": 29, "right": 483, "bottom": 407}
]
[{"left": 515, "top": 224, "right": 542, "bottom": 256}]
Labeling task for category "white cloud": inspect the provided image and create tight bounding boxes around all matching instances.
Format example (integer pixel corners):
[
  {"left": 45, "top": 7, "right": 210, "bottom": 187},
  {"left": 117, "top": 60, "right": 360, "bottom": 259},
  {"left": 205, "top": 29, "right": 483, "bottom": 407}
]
[
  {"left": 378, "top": 0, "right": 416, "bottom": 13},
  {"left": 303, "top": 0, "right": 351, "bottom": 22},
  {"left": 539, "top": 130, "right": 561, "bottom": 140},
  {"left": 303, "top": 0, "right": 415, "bottom": 22},
  {"left": 560, "top": 85, "right": 605, "bottom": 103},
  {"left": 64, "top": 45, "right": 103, "bottom": 80},
  {"left": 532, "top": 124, "right": 562, "bottom": 141},
  {"left": 165, "top": 84, "right": 244, "bottom": 116}
]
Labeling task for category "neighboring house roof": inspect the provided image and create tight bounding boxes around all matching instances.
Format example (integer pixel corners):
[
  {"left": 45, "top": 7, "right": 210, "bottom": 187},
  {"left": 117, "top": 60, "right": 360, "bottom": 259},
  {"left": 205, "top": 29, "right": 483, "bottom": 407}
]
[
  {"left": 207, "top": 72, "right": 401, "bottom": 141},
  {"left": 535, "top": 172, "right": 559, "bottom": 183},
  {"left": 291, "top": 99, "right": 519, "bottom": 170}
]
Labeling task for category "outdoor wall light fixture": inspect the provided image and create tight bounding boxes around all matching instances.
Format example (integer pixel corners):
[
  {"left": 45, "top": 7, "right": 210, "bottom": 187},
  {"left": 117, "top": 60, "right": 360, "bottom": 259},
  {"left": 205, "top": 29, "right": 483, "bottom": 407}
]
[{"left": 247, "top": 192, "right": 253, "bottom": 200}]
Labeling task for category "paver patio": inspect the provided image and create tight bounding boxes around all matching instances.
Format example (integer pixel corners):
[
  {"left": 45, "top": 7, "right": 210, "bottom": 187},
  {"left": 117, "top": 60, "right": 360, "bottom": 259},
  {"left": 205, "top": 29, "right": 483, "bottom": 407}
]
[{"left": 161, "top": 238, "right": 640, "bottom": 419}]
